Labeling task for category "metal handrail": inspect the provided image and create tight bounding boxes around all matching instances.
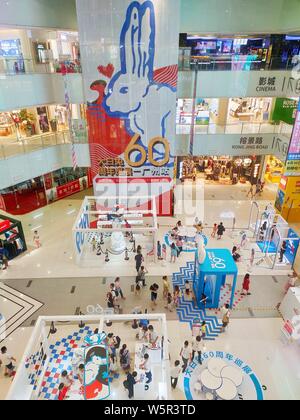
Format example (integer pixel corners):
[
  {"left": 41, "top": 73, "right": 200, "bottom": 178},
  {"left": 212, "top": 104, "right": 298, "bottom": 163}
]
[
  {"left": 178, "top": 54, "right": 296, "bottom": 72},
  {"left": 0, "top": 128, "right": 88, "bottom": 160},
  {"left": 0, "top": 57, "right": 82, "bottom": 75},
  {"left": 176, "top": 120, "right": 293, "bottom": 136}
]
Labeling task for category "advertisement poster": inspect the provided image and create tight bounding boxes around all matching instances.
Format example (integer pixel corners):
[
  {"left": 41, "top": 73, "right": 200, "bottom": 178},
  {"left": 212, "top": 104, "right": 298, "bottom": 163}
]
[
  {"left": 76, "top": 0, "right": 180, "bottom": 214},
  {"left": 285, "top": 101, "right": 300, "bottom": 176}
]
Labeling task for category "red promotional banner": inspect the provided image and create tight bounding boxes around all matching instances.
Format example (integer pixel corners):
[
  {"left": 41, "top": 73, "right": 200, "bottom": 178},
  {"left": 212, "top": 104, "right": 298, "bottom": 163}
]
[
  {"left": 44, "top": 173, "right": 53, "bottom": 190},
  {"left": 0, "top": 219, "right": 11, "bottom": 233},
  {"left": 57, "top": 180, "right": 81, "bottom": 199}
]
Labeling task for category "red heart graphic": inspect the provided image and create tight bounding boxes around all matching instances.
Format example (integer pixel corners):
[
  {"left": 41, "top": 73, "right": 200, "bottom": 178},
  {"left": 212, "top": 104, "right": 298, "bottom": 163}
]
[{"left": 98, "top": 63, "right": 115, "bottom": 79}]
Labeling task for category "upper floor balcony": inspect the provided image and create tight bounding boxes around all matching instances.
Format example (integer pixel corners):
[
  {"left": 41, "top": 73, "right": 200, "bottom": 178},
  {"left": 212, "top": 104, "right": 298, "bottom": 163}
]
[{"left": 0, "top": 128, "right": 88, "bottom": 161}]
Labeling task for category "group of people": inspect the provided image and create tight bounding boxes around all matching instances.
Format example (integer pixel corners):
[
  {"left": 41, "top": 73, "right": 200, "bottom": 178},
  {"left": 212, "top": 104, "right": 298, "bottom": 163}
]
[
  {"left": 169, "top": 221, "right": 185, "bottom": 263},
  {"left": 246, "top": 180, "right": 265, "bottom": 199},
  {"left": 211, "top": 222, "right": 226, "bottom": 240},
  {"left": 106, "top": 278, "right": 126, "bottom": 313}
]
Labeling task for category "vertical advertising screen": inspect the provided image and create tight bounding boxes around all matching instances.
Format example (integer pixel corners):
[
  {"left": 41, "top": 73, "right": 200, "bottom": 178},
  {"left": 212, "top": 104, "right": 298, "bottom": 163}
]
[
  {"left": 285, "top": 101, "right": 300, "bottom": 176},
  {"left": 76, "top": 0, "right": 180, "bottom": 215}
]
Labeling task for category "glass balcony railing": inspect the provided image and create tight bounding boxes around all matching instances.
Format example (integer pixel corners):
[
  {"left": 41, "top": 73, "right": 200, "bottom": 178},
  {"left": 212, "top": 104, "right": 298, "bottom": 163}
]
[
  {"left": 178, "top": 54, "right": 296, "bottom": 72},
  {"left": 176, "top": 121, "right": 293, "bottom": 136},
  {"left": 0, "top": 58, "right": 82, "bottom": 75},
  {"left": 0, "top": 129, "right": 88, "bottom": 160}
]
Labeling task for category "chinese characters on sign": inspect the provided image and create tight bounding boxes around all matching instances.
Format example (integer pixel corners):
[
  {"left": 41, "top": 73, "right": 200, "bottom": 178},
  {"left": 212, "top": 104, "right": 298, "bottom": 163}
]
[{"left": 285, "top": 102, "right": 300, "bottom": 176}]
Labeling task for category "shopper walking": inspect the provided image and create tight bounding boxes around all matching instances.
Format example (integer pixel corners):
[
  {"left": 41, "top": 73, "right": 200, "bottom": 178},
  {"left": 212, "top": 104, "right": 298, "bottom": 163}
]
[
  {"left": 191, "top": 335, "right": 204, "bottom": 365},
  {"left": 157, "top": 241, "right": 163, "bottom": 260},
  {"left": 115, "top": 277, "right": 126, "bottom": 300},
  {"left": 246, "top": 184, "right": 255, "bottom": 199},
  {"left": 211, "top": 223, "right": 218, "bottom": 238},
  {"left": 221, "top": 304, "right": 231, "bottom": 333},
  {"left": 148, "top": 325, "right": 159, "bottom": 348},
  {"left": 176, "top": 237, "right": 184, "bottom": 257},
  {"left": 149, "top": 283, "right": 159, "bottom": 310},
  {"left": 106, "top": 292, "right": 115, "bottom": 310},
  {"left": 170, "top": 360, "right": 181, "bottom": 390},
  {"left": 170, "top": 242, "right": 179, "bottom": 263},
  {"left": 249, "top": 248, "right": 255, "bottom": 267},
  {"left": 120, "top": 344, "right": 131, "bottom": 372},
  {"left": 201, "top": 322, "right": 207, "bottom": 339},
  {"left": 135, "top": 249, "right": 144, "bottom": 272},
  {"left": 137, "top": 266, "right": 148, "bottom": 288},
  {"left": 163, "top": 276, "right": 170, "bottom": 300},
  {"left": 279, "top": 241, "right": 287, "bottom": 263},
  {"left": 173, "top": 285, "right": 182, "bottom": 308},
  {"left": 217, "top": 223, "right": 226, "bottom": 240},
  {"left": 124, "top": 371, "right": 140, "bottom": 399},
  {"left": 33, "top": 230, "right": 41, "bottom": 248},
  {"left": 180, "top": 341, "right": 192, "bottom": 373},
  {"left": 139, "top": 353, "right": 152, "bottom": 384},
  {"left": 0, "top": 347, "right": 16, "bottom": 377},
  {"left": 241, "top": 274, "right": 251, "bottom": 296},
  {"left": 0, "top": 242, "right": 8, "bottom": 270}
]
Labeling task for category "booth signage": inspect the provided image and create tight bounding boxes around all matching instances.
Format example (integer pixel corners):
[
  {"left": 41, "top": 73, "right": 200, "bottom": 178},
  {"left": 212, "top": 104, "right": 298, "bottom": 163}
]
[
  {"left": 57, "top": 180, "right": 81, "bottom": 199},
  {"left": 193, "top": 134, "right": 289, "bottom": 161},
  {"left": 184, "top": 351, "right": 264, "bottom": 401},
  {"left": 75, "top": 210, "right": 89, "bottom": 256},
  {"left": 76, "top": 0, "right": 180, "bottom": 213}
]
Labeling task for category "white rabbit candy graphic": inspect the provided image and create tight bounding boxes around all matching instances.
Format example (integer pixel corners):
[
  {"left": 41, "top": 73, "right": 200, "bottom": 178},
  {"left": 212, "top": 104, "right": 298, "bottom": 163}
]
[{"left": 104, "top": 0, "right": 176, "bottom": 151}]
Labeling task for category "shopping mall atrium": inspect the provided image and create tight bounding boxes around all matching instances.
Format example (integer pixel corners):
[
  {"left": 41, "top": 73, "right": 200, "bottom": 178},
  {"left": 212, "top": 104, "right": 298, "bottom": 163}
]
[{"left": 0, "top": 0, "right": 300, "bottom": 402}]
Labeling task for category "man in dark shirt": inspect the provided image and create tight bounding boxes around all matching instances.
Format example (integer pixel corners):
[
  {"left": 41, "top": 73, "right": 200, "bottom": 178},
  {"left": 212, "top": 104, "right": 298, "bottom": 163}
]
[
  {"left": 124, "top": 371, "right": 139, "bottom": 399},
  {"left": 135, "top": 252, "right": 144, "bottom": 272}
]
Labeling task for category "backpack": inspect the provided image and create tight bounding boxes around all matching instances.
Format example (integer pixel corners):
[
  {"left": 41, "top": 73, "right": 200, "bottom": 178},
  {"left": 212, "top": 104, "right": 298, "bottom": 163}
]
[
  {"left": 114, "top": 336, "right": 121, "bottom": 349},
  {"left": 120, "top": 352, "right": 128, "bottom": 365}
]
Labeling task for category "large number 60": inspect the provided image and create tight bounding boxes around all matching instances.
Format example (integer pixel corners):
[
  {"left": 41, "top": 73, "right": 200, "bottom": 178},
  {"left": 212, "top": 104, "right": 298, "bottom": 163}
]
[{"left": 124, "top": 134, "right": 170, "bottom": 168}]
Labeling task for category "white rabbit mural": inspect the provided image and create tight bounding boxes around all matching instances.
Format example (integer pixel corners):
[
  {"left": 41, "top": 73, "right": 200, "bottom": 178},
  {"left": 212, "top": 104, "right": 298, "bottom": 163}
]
[{"left": 104, "top": 0, "right": 177, "bottom": 163}]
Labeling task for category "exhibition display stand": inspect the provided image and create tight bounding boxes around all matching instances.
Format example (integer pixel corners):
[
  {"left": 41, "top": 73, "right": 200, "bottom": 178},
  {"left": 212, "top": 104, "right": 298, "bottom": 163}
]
[
  {"left": 0, "top": 214, "right": 27, "bottom": 261},
  {"left": 6, "top": 314, "right": 170, "bottom": 401},
  {"left": 193, "top": 249, "right": 238, "bottom": 309},
  {"left": 73, "top": 196, "right": 158, "bottom": 265}
]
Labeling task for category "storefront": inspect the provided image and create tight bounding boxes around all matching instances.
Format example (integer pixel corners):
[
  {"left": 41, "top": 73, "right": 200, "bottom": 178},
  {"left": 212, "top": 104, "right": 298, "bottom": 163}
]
[
  {"left": 0, "top": 28, "right": 81, "bottom": 74},
  {"left": 228, "top": 97, "right": 274, "bottom": 123},
  {"left": 45, "top": 167, "right": 91, "bottom": 203},
  {"left": 264, "top": 155, "right": 285, "bottom": 183},
  {"left": 177, "top": 155, "right": 262, "bottom": 185},
  {"left": 0, "top": 214, "right": 27, "bottom": 261},
  {"left": 176, "top": 96, "right": 297, "bottom": 132},
  {"left": 0, "top": 104, "right": 86, "bottom": 140},
  {"left": 0, "top": 168, "right": 92, "bottom": 215},
  {"left": 176, "top": 98, "right": 211, "bottom": 126}
]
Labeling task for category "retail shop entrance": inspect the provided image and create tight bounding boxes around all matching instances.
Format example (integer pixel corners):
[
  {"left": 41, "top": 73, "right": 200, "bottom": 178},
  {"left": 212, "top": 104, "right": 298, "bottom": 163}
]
[{"left": 177, "top": 155, "right": 263, "bottom": 186}]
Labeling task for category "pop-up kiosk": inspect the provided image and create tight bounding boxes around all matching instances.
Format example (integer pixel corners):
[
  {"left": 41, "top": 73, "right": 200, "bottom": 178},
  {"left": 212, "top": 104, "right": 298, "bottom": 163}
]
[
  {"left": 193, "top": 249, "right": 238, "bottom": 309},
  {"left": 0, "top": 214, "right": 27, "bottom": 260}
]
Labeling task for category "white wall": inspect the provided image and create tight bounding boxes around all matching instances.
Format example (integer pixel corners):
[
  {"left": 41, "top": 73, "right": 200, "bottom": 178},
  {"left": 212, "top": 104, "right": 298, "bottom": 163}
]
[
  {"left": 178, "top": 70, "right": 300, "bottom": 99},
  {"left": 0, "top": 0, "right": 77, "bottom": 30},
  {"left": 0, "top": 143, "right": 90, "bottom": 189},
  {"left": 0, "top": 73, "right": 84, "bottom": 111}
]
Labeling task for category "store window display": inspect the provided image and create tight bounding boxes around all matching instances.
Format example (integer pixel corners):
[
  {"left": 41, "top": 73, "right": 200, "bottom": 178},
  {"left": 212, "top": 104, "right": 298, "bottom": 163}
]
[
  {"left": 228, "top": 97, "right": 273, "bottom": 124},
  {"left": 177, "top": 98, "right": 212, "bottom": 127},
  {"left": 45, "top": 167, "right": 90, "bottom": 204},
  {"left": 178, "top": 156, "right": 261, "bottom": 185},
  {"left": 265, "top": 156, "right": 284, "bottom": 184}
]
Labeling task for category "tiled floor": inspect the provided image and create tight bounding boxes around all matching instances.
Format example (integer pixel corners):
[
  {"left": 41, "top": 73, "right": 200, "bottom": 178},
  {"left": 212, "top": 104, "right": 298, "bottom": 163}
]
[
  {"left": 1, "top": 318, "right": 300, "bottom": 400},
  {"left": 0, "top": 180, "right": 299, "bottom": 400}
]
